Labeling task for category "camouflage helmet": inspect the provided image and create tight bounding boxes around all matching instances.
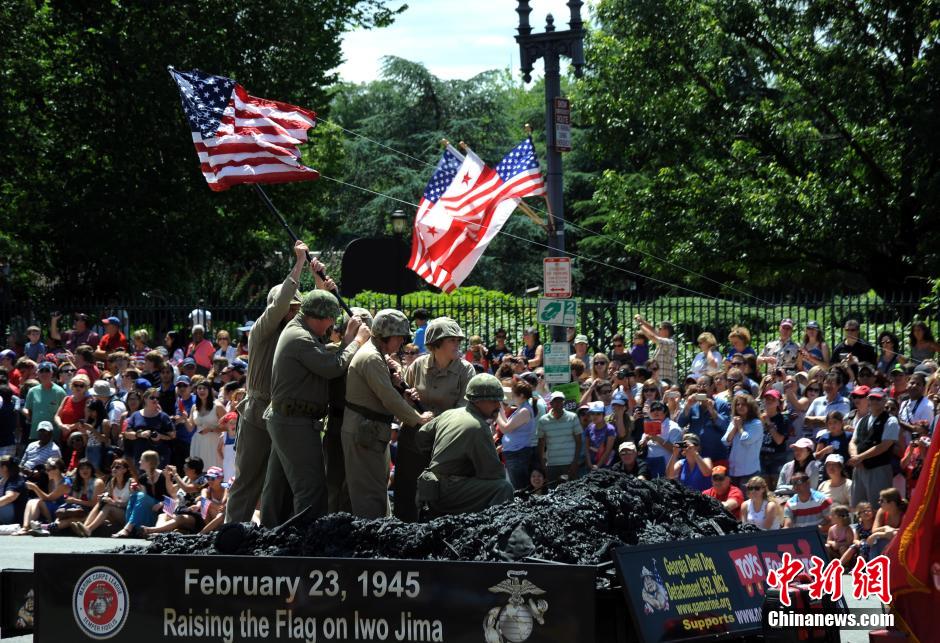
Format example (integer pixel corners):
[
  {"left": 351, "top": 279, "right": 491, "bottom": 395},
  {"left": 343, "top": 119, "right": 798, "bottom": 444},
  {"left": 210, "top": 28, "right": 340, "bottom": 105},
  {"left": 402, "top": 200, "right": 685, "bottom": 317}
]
[
  {"left": 424, "top": 316, "right": 465, "bottom": 346},
  {"left": 300, "top": 290, "right": 340, "bottom": 320},
  {"left": 371, "top": 309, "right": 411, "bottom": 339},
  {"left": 350, "top": 307, "right": 373, "bottom": 328},
  {"left": 465, "top": 373, "right": 505, "bottom": 402}
]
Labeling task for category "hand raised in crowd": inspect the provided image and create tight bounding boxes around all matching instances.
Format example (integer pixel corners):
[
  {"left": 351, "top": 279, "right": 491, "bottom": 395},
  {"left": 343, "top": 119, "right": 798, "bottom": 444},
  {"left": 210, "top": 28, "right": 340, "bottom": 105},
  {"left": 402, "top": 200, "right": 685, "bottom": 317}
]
[
  {"left": 417, "top": 411, "right": 434, "bottom": 425},
  {"left": 344, "top": 316, "right": 363, "bottom": 344}
]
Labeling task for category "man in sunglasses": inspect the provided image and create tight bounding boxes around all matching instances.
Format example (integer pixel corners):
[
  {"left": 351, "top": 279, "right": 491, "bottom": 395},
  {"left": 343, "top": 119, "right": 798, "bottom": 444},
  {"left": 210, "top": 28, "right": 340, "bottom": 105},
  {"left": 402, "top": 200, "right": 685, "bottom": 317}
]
[
  {"left": 849, "top": 388, "right": 899, "bottom": 507},
  {"left": 782, "top": 473, "right": 832, "bottom": 531},
  {"left": 702, "top": 465, "right": 743, "bottom": 519}
]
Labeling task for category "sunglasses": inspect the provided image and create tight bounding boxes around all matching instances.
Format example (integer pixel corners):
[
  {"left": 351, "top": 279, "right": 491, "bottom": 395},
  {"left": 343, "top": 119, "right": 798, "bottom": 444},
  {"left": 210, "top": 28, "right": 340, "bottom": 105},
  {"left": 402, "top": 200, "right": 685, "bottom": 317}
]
[
  {"left": 176, "top": 383, "right": 189, "bottom": 388},
  {"left": 71, "top": 383, "right": 87, "bottom": 389},
  {"left": 792, "top": 478, "right": 809, "bottom": 484},
  {"left": 147, "top": 396, "right": 159, "bottom": 401},
  {"left": 806, "top": 388, "right": 821, "bottom": 393},
  {"left": 711, "top": 475, "right": 726, "bottom": 481},
  {"left": 593, "top": 361, "right": 608, "bottom": 366},
  {"left": 61, "top": 368, "right": 76, "bottom": 373}
]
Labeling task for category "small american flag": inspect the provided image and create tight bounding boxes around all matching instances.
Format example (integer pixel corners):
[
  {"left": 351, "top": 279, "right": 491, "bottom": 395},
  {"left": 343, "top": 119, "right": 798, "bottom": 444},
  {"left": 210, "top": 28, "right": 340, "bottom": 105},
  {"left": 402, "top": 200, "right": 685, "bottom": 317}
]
[
  {"left": 168, "top": 68, "right": 318, "bottom": 191},
  {"left": 162, "top": 495, "right": 178, "bottom": 517}
]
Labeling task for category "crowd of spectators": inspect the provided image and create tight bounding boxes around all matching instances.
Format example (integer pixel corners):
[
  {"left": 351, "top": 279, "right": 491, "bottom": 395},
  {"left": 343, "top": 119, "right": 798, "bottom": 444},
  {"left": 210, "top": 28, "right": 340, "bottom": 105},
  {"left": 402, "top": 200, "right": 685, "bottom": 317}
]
[{"left": 1, "top": 307, "right": 937, "bottom": 558}]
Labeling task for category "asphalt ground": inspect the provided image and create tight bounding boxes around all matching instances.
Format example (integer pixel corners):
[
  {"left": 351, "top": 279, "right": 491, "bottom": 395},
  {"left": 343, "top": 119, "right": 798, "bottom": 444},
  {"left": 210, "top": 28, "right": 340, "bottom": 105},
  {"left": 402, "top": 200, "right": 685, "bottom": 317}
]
[{"left": 0, "top": 536, "right": 886, "bottom": 642}]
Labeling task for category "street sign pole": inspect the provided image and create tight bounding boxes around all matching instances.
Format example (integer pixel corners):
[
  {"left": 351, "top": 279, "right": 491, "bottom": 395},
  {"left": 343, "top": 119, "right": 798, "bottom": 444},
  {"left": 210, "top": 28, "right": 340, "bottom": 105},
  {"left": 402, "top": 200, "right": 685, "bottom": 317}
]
[{"left": 516, "top": 1, "right": 585, "bottom": 343}]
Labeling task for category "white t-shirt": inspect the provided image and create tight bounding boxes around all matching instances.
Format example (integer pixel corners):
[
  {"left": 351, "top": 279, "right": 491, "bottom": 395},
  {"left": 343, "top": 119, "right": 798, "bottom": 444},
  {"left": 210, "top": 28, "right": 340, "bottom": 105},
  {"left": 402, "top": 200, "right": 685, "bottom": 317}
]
[{"left": 899, "top": 397, "right": 934, "bottom": 429}]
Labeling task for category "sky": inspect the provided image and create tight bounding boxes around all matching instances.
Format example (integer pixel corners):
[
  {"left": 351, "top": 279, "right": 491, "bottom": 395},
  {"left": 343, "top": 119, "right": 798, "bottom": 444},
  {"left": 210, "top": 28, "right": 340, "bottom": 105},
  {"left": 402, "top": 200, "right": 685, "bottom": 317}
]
[{"left": 337, "top": 0, "right": 591, "bottom": 83}]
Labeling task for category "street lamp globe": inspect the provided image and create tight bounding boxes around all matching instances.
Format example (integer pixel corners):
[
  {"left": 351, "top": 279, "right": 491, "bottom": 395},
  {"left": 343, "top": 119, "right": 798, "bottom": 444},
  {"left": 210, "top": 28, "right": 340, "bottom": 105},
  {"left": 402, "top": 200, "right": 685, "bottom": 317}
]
[{"left": 391, "top": 209, "right": 408, "bottom": 235}]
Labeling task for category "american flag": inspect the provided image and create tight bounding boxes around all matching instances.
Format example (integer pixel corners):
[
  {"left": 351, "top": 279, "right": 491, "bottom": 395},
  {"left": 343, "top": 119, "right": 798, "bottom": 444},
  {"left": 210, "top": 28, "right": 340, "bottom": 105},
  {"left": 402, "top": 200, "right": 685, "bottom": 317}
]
[
  {"left": 168, "top": 68, "right": 318, "bottom": 191},
  {"left": 162, "top": 495, "right": 178, "bottom": 517},
  {"left": 407, "top": 139, "right": 546, "bottom": 292}
]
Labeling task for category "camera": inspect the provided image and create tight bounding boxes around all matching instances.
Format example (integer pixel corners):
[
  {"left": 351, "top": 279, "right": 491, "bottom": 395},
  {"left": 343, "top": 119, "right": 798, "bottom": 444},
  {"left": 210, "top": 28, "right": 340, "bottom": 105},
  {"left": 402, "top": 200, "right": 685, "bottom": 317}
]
[{"left": 676, "top": 441, "right": 688, "bottom": 449}]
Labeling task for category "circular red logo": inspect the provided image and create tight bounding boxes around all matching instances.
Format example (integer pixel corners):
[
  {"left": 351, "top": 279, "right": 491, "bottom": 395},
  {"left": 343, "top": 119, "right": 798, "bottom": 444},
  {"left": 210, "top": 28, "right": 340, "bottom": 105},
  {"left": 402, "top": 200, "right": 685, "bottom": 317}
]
[{"left": 72, "top": 568, "right": 128, "bottom": 639}]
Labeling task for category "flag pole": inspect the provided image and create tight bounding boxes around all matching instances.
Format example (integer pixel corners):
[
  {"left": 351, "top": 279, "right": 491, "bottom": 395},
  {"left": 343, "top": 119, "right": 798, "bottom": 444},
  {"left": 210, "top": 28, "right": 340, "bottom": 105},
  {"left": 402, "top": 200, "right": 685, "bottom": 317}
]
[{"left": 251, "top": 183, "right": 354, "bottom": 317}]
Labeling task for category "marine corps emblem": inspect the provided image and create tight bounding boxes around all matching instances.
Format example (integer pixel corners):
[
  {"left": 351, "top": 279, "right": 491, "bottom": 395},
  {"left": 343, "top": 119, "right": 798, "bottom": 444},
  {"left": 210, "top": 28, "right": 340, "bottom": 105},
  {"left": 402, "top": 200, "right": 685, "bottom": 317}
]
[{"left": 483, "top": 570, "right": 549, "bottom": 643}]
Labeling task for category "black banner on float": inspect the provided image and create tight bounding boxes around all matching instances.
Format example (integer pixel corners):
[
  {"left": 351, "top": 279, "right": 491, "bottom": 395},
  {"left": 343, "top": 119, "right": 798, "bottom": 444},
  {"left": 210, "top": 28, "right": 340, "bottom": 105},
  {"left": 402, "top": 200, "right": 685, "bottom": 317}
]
[
  {"left": 613, "top": 526, "right": 841, "bottom": 643},
  {"left": 34, "top": 554, "right": 595, "bottom": 642}
]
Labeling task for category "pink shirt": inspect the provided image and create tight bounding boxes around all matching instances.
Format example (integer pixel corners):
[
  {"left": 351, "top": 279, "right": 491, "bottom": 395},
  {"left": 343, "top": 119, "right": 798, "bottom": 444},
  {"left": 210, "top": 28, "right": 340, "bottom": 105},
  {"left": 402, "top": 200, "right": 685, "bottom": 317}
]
[{"left": 187, "top": 339, "right": 215, "bottom": 369}]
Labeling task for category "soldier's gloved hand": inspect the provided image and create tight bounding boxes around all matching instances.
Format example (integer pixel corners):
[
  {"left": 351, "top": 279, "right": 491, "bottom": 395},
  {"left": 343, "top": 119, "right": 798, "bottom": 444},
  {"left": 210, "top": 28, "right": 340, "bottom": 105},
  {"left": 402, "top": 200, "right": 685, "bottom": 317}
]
[
  {"left": 344, "top": 316, "right": 362, "bottom": 344},
  {"left": 355, "top": 323, "right": 372, "bottom": 345},
  {"left": 417, "top": 411, "right": 434, "bottom": 425}
]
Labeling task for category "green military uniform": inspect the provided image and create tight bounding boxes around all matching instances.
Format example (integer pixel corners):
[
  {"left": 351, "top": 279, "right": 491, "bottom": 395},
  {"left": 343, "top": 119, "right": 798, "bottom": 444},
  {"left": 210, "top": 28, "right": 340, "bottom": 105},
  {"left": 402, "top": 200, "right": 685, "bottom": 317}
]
[
  {"left": 260, "top": 293, "right": 360, "bottom": 526},
  {"left": 396, "top": 347, "right": 474, "bottom": 521},
  {"left": 342, "top": 311, "right": 423, "bottom": 519},
  {"left": 324, "top": 307, "right": 373, "bottom": 514},
  {"left": 415, "top": 404, "right": 514, "bottom": 515},
  {"left": 225, "top": 275, "right": 299, "bottom": 523}
]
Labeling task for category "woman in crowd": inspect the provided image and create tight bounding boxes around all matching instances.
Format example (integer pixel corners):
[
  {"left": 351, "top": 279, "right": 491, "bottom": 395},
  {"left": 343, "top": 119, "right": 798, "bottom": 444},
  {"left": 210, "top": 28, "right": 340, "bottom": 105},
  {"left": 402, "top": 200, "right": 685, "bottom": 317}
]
[
  {"left": 726, "top": 326, "right": 755, "bottom": 362},
  {"left": 57, "top": 362, "right": 77, "bottom": 391},
  {"left": 909, "top": 321, "right": 940, "bottom": 363},
  {"left": 189, "top": 381, "right": 225, "bottom": 469},
  {"left": 689, "top": 333, "right": 722, "bottom": 379},
  {"left": 123, "top": 389, "right": 174, "bottom": 467},
  {"left": 666, "top": 433, "right": 712, "bottom": 491},
  {"left": 497, "top": 380, "right": 539, "bottom": 490},
  {"left": 53, "top": 373, "right": 91, "bottom": 442},
  {"left": 867, "top": 488, "right": 907, "bottom": 557},
  {"left": 520, "top": 327, "right": 543, "bottom": 369},
  {"left": 213, "top": 330, "right": 236, "bottom": 363},
  {"left": 796, "top": 321, "right": 829, "bottom": 371},
  {"left": 17, "top": 457, "right": 70, "bottom": 535},
  {"left": 784, "top": 377, "right": 822, "bottom": 440},
  {"left": 112, "top": 450, "right": 166, "bottom": 537},
  {"left": 0, "top": 455, "right": 26, "bottom": 526},
  {"left": 723, "top": 394, "right": 763, "bottom": 486},
  {"left": 164, "top": 330, "right": 185, "bottom": 366},
  {"left": 400, "top": 343, "right": 420, "bottom": 369},
  {"left": 740, "top": 476, "right": 782, "bottom": 530},
  {"left": 777, "top": 437, "right": 821, "bottom": 492},
  {"left": 877, "top": 331, "right": 903, "bottom": 374},
  {"left": 587, "top": 353, "right": 609, "bottom": 385},
  {"left": 81, "top": 397, "right": 107, "bottom": 471},
  {"left": 817, "top": 454, "right": 853, "bottom": 506},
  {"left": 53, "top": 458, "right": 104, "bottom": 533},
  {"left": 73, "top": 457, "right": 135, "bottom": 536},
  {"left": 115, "top": 390, "right": 141, "bottom": 447}
]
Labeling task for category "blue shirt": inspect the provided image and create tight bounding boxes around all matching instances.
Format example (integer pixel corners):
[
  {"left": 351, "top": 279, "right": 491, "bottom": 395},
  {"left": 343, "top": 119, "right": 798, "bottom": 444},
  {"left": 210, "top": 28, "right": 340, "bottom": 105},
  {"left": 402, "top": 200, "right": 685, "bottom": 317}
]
[
  {"left": 722, "top": 418, "right": 764, "bottom": 477},
  {"left": 413, "top": 325, "right": 427, "bottom": 353},
  {"left": 678, "top": 458, "right": 712, "bottom": 492},
  {"left": 25, "top": 341, "right": 46, "bottom": 362},
  {"left": 502, "top": 402, "right": 536, "bottom": 453},
  {"left": 807, "top": 395, "right": 850, "bottom": 420},
  {"left": 677, "top": 397, "right": 730, "bottom": 460}
]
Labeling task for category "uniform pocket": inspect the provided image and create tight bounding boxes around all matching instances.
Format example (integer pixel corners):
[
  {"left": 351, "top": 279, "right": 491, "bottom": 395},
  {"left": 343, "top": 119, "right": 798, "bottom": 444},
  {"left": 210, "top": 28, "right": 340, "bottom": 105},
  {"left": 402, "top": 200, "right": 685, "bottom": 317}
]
[{"left": 354, "top": 419, "right": 391, "bottom": 452}]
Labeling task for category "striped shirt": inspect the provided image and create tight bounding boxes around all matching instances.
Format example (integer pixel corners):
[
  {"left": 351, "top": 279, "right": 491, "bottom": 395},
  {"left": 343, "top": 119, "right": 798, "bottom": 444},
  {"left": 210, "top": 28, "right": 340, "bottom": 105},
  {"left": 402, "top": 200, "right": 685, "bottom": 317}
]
[{"left": 784, "top": 489, "right": 832, "bottom": 528}]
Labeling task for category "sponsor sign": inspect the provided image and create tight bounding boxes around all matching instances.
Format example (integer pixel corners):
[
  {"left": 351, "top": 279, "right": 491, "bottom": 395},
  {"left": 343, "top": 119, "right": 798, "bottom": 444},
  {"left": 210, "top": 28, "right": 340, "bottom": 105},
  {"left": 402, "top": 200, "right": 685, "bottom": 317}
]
[
  {"left": 35, "top": 554, "right": 595, "bottom": 643},
  {"left": 613, "top": 527, "right": 840, "bottom": 642}
]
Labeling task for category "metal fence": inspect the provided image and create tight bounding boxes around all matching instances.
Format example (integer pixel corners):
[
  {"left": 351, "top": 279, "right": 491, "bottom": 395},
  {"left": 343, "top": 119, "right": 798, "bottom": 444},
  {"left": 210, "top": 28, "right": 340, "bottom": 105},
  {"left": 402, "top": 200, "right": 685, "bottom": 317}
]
[{"left": 3, "top": 291, "right": 934, "bottom": 375}]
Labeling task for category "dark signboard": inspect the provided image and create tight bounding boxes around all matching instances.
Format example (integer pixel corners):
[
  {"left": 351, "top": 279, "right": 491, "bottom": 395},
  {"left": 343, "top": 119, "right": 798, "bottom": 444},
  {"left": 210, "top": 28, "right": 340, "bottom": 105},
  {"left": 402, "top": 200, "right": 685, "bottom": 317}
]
[
  {"left": 614, "top": 527, "right": 838, "bottom": 643},
  {"left": 34, "top": 554, "right": 595, "bottom": 642},
  {"left": 0, "top": 569, "right": 34, "bottom": 638}
]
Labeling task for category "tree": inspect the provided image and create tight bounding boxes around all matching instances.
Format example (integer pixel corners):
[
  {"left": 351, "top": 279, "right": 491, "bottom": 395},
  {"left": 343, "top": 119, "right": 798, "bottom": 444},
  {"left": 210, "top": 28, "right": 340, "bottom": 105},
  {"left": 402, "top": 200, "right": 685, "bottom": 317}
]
[
  {"left": 0, "top": 0, "right": 404, "bottom": 300},
  {"left": 578, "top": 0, "right": 940, "bottom": 295}
]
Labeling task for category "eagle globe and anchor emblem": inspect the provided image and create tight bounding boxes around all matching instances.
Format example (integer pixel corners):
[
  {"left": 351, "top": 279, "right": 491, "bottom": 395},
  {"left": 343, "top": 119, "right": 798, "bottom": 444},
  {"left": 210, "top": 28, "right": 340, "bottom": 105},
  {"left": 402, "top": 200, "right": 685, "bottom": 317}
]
[{"left": 483, "top": 570, "right": 549, "bottom": 643}]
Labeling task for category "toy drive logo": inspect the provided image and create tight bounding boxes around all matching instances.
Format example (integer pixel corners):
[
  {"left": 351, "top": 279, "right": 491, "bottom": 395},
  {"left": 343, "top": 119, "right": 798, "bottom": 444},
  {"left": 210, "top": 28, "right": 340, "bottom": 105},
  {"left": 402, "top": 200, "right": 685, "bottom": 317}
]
[{"left": 72, "top": 567, "right": 129, "bottom": 639}]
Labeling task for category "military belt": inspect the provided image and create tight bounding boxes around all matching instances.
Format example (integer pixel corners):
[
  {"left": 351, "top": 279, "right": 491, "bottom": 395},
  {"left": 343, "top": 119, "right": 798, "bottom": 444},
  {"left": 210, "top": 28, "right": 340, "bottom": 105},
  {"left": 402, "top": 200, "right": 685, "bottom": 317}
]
[
  {"left": 270, "top": 399, "right": 323, "bottom": 417},
  {"left": 345, "top": 401, "right": 394, "bottom": 424}
]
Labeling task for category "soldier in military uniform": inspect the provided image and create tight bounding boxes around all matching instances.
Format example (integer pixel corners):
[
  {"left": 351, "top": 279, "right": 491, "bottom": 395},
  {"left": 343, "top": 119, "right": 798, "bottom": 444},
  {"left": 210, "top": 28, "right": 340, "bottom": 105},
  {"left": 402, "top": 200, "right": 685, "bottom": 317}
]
[
  {"left": 324, "top": 306, "right": 373, "bottom": 514},
  {"left": 342, "top": 309, "right": 433, "bottom": 519},
  {"left": 395, "top": 317, "right": 475, "bottom": 521},
  {"left": 416, "top": 373, "right": 515, "bottom": 515},
  {"left": 259, "top": 290, "right": 370, "bottom": 526},
  {"left": 226, "top": 241, "right": 317, "bottom": 524}
]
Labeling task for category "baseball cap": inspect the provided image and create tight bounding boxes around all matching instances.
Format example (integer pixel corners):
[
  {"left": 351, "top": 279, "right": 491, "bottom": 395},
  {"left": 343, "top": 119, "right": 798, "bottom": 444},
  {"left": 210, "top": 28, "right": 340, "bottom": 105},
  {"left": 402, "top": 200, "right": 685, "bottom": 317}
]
[
  {"left": 101, "top": 316, "right": 121, "bottom": 326},
  {"left": 711, "top": 465, "right": 728, "bottom": 476},
  {"left": 762, "top": 389, "right": 782, "bottom": 400},
  {"left": 611, "top": 391, "right": 629, "bottom": 406},
  {"left": 549, "top": 391, "right": 566, "bottom": 402},
  {"left": 37, "top": 361, "right": 56, "bottom": 373},
  {"left": 135, "top": 377, "right": 152, "bottom": 390},
  {"left": 806, "top": 320, "right": 820, "bottom": 330},
  {"left": 780, "top": 318, "right": 794, "bottom": 328},
  {"left": 37, "top": 421, "right": 53, "bottom": 433},
  {"left": 175, "top": 375, "right": 191, "bottom": 386},
  {"left": 26, "top": 325, "right": 41, "bottom": 334},
  {"left": 519, "top": 372, "right": 539, "bottom": 386},
  {"left": 891, "top": 363, "right": 906, "bottom": 375},
  {"left": 0, "top": 349, "right": 15, "bottom": 360},
  {"left": 868, "top": 387, "right": 886, "bottom": 399},
  {"left": 618, "top": 442, "right": 637, "bottom": 453},
  {"left": 230, "top": 360, "right": 247, "bottom": 373},
  {"left": 576, "top": 404, "right": 590, "bottom": 415},
  {"left": 649, "top": 400, "right": 667, "bottom": 413},
  {"left": 574, "top": 334, "right": 589, "bottom": 345},
  {"left": 851, "top": 385, "right": 871, "bottom": 397},
  {"left": 791, "top": 437, "right": 815, "bottom": 450},
  {"left": 914, "top": 363, "right": 934, "bottom": 375},
  {"left": 192, "top": 324, "right": 206, "bottom": 334},
  {"left": 205, "top": 466, "right": 224, "bottom": 480},
  {"left": 181, "top": 358, "right": 197, "bottom": 368},
  {"left": 825, "top": 454, "right": 844, "bottom": 466},
  {"left": 588, "top": 401, "right": 605, "bottom": 414}
]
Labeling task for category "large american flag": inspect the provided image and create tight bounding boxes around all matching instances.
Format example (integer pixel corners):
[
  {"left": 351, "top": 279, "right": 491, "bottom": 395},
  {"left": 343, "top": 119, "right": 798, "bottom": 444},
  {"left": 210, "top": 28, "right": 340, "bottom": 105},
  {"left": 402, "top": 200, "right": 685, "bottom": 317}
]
[
  {"left": 407, "top": 145, "right": 464, "bottom": 278},
  {"left": 168, "top": 68, "right": 318, "bottom": 191},
  {"left": 408, "top": 139, "right": 546, "bottom": 292}
]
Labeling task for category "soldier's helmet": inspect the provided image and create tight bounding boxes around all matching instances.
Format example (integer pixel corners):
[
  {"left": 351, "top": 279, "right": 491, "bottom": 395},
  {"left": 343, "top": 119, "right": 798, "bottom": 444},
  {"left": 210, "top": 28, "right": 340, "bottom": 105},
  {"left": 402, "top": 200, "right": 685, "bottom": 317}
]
[
  {"left": 424, "top": 317, "right": 465, "bottom": 346},
  {"left": 350, "top": 307, "right": 374, "bottom": 328},
  {"left": 372, "top": 309, "right": 411, "bottom": 339},
  {"left": 300, "top": 290, "right": 340, "bottom": 320},
  {"left": 465, "top": 373, "right": 506, "bottom": 402}
]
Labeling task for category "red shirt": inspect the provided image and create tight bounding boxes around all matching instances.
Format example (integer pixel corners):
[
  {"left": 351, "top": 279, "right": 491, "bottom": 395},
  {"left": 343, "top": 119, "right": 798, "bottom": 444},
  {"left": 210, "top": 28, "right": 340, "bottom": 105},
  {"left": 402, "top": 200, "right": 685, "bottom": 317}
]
[
  {"left": 703, "top": 484, "right": 745, "bottom": 520},
  {"left": 187, "top": 339, "right": 215, "bottom": 369},
  {"left": 58, "top": 394, "right": 88, "bottom": 425},
  {"left": 77, "top": 364, "right": 100, "bottom": 382},
  {"left": 9, "top": 368, "right": 22, "bottom": 388},
  {"left": 98, "top": 331, "right": 128, "bottom": 354}
]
